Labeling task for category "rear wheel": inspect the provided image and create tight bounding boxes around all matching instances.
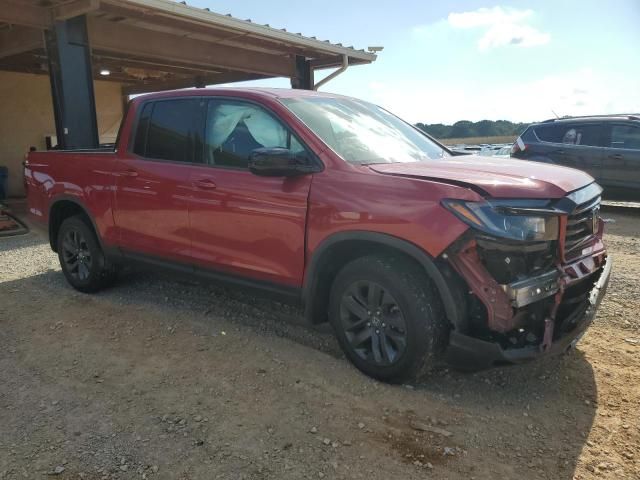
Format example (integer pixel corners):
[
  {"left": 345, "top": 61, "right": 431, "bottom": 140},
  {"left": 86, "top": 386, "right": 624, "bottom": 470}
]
[
  {"left": 329, "top": 254, "right": 448, "bottom": 383},
  {"left": 57, "top": 215, "right": 117, "bottom": 293}
]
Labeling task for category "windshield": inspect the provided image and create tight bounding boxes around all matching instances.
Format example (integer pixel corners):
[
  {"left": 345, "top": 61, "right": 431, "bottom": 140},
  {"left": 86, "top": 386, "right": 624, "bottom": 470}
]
[{"left": 280, "top": 97, "right": 448, "bottom": 164}]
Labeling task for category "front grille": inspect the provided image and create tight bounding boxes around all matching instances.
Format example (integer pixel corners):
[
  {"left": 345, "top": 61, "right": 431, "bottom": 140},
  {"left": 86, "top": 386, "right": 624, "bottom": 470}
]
[{"left": 564, "top": 195, "right": 600, "bottom": 258}]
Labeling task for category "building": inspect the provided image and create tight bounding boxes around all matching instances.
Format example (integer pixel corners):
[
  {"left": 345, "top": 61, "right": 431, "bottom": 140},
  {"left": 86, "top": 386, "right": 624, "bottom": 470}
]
[{"left": 0, "top": 0, "right": 377, "bottom": 197}]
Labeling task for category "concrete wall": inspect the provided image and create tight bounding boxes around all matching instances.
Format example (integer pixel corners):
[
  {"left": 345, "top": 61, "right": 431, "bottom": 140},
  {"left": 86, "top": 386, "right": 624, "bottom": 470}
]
[{"left": 0, "top": 71, "right": 124, "bottom": 197}]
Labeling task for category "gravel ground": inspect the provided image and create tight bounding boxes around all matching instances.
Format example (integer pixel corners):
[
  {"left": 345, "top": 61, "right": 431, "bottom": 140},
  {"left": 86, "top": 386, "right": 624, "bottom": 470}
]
[{"left": 0, "top": 207, "right": 639, "bottom": 480}]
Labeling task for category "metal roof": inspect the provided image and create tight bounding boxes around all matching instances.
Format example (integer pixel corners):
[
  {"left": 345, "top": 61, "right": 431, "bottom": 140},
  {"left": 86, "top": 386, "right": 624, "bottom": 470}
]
[
  {"left": 126, "top": 0, "right": 377, "bottom": 62},
  {"left": 0, "top": 0, "right": 378, "bottom": 93}
]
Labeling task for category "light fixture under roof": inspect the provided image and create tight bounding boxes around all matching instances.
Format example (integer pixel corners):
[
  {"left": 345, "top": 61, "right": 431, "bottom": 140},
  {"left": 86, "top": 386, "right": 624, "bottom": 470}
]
[{"left": 99, "top": 69, "right": 110, "bottom": 76}]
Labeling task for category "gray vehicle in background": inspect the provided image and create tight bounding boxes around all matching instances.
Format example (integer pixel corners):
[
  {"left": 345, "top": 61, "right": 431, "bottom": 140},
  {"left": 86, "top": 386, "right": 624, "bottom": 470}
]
[{"left": 511, "top": 115, "right": 640, "bottom": 197}]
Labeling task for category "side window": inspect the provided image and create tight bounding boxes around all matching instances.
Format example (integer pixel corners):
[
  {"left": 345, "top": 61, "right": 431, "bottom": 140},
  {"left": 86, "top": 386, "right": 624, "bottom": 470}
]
[
  {"left": 135, "top": 99, "right": 200, "bottom": 162},
  {"left": 534, "top": 124, "right": 564, "bottom": 143},
  {"left": 576, "top": 125, "right": 603, "bottom": 147},
  {"left": 611, "top": 125, "right": 640, "bottom": 149},
  {"left": 535, "top": 124, "right": 602, "bottom": 146},
  {"left": 559, "top": 125, "right": 602, "bottom": 146},
  {"left": 204, "top": 100, "right": 307, "bottom": 168}
]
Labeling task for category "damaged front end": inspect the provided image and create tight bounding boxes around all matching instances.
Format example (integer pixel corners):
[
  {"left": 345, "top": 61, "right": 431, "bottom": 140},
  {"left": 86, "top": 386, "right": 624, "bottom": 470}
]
[{"left": 440, "top": 183, "right": 611, "bottom": 368}]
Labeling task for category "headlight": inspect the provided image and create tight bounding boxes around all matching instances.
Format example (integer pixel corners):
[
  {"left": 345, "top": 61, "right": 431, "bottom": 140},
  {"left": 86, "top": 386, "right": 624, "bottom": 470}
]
[{"left": 442, "top": 199, "right": 560, "bottom": 242}]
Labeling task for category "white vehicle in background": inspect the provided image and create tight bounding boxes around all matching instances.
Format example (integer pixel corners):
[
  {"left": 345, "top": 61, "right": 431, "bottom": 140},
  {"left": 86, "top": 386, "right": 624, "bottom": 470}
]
[
  {"left": 493, "top": 146, "right": 512, "bottom": 157},
  {"left": 478, "top": 144, "right": 510, "bottom": 157}
]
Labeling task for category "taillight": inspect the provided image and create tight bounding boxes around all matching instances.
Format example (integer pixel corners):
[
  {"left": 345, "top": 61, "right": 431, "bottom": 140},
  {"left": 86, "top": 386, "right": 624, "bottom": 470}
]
[{"left": 510, "top": 137, "right": 527, "bottom": 156}]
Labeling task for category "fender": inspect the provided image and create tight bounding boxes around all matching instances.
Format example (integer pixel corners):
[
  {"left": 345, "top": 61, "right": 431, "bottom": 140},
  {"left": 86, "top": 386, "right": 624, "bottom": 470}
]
[
  {"left": 48, "top": 196, "right": 106, "bottom": 253},
  {"left": 303, "top": 231, "right": 464, "bottom": 328}
]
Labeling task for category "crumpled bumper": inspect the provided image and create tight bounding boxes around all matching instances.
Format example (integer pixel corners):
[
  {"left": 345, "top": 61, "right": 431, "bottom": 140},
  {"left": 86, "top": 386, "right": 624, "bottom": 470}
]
[{"left": 445, "top": 255, "right": 612, "bottom": 369}]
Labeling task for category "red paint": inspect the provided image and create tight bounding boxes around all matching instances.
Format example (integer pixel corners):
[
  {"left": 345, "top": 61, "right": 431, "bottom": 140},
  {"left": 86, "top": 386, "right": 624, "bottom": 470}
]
[
  {"left": 369, "top": 156, "right": 594, "bottom": 199},
  {"left": 24, "top": 87, "right": 603, "bottom": 296},
  {"left": 447, "top": 240, "right": 514, "bottom": 333},
  {"left": 186, "top": 165, "right": 311, "bottom": 285}
]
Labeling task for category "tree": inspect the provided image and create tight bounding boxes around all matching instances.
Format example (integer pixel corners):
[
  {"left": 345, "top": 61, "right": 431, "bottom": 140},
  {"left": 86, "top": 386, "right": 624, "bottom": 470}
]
[
  {"left": 414, "top": 119, "right": 532, "bottom": 139},
  {"left": 450, "top": 120, "right": 476, "bottom": 138}
]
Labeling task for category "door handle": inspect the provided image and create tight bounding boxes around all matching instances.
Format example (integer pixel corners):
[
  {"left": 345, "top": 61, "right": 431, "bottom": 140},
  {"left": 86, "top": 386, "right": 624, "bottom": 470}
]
[
  {"left": 119, "top": 168, "right": 138, "bottom": 177},
  {"left": 608, "top": 153, "right": 623, "bottom": 160},
  {"left": 194, "top": 178, "right": 217, "bottom": 190}
]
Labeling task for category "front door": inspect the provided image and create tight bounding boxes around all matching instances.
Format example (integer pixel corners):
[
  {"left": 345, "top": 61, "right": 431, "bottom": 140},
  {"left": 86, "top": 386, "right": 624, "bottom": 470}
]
[
  {"left": 544, "top": 123, "right": 604, "bottom": 181},
  {"left": 186, "top": 98, "right": 314, "bottom": 288},
  {"left": 113, "top": 98, "right": 201, "bottom": 262},
  {"left": 600, "top": 122, "right": 640, "bottom": 189}
]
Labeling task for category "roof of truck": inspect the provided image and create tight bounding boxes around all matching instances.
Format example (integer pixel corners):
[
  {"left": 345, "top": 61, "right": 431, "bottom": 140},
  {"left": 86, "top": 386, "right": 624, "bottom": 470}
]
[{"left": 134, "top": 87, "right": 349, "bottom": 102}]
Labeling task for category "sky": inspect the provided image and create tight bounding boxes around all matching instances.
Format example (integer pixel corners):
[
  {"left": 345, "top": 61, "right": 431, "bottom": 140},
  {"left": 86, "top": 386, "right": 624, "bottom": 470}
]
[{"left": 181, "top": 0, "right": 640, "bottom": 125}]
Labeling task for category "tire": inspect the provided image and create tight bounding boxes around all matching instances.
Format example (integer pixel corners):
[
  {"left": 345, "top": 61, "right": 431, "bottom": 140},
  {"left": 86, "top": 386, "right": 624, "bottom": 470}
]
[
  {"left": 57, "top": 215, "right": 117, "bottom": 293},
  {"left": 329, "top": 254, "right": 448, "bottom": 383}
]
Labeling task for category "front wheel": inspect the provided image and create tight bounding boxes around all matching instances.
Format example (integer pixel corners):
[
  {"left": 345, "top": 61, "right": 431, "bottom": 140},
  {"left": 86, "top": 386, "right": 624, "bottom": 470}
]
[
  {"left": 57, "top": 215, "right": 117, "bottom": 293},
  {"left": 329, "top": 254, "right": 449, "bottom": 383}
]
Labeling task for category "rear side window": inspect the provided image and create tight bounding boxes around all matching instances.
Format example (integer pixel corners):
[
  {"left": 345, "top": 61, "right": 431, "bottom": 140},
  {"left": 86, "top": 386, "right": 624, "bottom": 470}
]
[
  {"left": 133, "top": 99, "right": 201, "bottom": 162},
  {"left": 611, "top": 124, "right": 640, "bottom": 149},
  {"left": 534, "top": 123, "right": 603, "bottom": 146}
]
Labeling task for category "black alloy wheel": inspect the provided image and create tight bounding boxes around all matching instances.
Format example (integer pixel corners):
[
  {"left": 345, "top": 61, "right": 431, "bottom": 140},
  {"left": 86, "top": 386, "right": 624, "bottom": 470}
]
[
  {"left": 339, "top": 280, "right": 408, "bottom": 366},
  {"left": 61, "top": 228, "right": 93, "bottom": 282},
  {"left": 57, "top": 215, "right": 117, "bottom": 293},
  {"left": 329, "top": 254, "right": 448, "bottom": 383}
]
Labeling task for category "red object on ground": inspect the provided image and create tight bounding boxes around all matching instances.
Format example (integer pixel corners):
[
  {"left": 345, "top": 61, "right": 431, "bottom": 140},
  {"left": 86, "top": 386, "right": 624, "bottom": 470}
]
[{"left": 0, "top": 205, "right": 28, "bottom": 236}]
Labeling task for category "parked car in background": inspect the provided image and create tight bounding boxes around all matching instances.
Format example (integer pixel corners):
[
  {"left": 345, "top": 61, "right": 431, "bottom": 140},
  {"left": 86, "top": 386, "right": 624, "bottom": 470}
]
[
  {"left": 478, "top": 144, "right": 511, "bottom": 157},
  {"left": 511, "top": 115, "right": 640, "bottom": 197},
  {"left": 25, "top": 88, "right": 610, "bottom": 383},
  {"left": 449, "top": 144, "right": 482, "bottom": 155},
  {"left": 493, "top": 146, "right": 512, "bottom": 157}
]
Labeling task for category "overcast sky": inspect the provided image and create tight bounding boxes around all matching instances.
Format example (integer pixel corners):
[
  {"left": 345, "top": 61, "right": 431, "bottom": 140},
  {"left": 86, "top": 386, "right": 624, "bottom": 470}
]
[{"left": 181, "top": 0, "right": 640, "bottom": 124}]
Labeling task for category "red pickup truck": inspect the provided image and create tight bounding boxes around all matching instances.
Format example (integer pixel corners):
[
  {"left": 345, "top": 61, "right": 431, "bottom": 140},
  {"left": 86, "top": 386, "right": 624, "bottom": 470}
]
[{"left": 25, "top": 88, "right": 611, "bottom": 382}]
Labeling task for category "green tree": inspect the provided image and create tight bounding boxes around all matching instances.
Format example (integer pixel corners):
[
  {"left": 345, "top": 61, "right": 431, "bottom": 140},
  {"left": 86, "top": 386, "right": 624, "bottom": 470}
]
[
  {"left": 450, "top": 120, "right": 476, "bottom": 138},
  {"left": 414, "top": 119, "right": 533, "bottom": 139}
]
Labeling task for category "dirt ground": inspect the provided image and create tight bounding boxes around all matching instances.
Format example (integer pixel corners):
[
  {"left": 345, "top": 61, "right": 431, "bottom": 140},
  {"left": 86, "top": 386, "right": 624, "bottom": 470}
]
[{"left": 1, "top": 206, "right": 639, "bottom": 480}]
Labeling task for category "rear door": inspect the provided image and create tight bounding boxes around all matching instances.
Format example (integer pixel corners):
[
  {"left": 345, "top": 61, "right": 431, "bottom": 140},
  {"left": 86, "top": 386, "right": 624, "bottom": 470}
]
[
  {"left": 113, "top": 98, "right": 201, "bottom": 262},
  {"left": 600, "top": 122, "right": 640, "bottom": 189},
  {"left": 533, "top": 123, "right": 604, "bottom": 180},
  {"left": 185, "top": 97, "right": 314, "bottom": 288}
]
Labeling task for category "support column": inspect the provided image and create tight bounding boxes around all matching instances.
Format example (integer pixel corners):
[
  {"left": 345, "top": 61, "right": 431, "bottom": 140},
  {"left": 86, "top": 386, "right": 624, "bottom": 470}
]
[
  {"left": 291, "top": 55, "right": 314, "bottom": 90},
  {"left": 45, "top": 15, "right": 98, "bottom": 150}
]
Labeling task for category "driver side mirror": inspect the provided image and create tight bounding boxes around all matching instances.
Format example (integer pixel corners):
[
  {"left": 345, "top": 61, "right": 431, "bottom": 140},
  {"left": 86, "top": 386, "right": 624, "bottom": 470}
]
[{"left": 248, "top": 148, "right": 321, "bottom": 177}]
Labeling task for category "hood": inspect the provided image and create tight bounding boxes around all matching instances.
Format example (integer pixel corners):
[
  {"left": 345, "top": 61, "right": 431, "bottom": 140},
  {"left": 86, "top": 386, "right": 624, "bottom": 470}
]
[{"left": 368, "top": 156, "right": 594, "bottom": 199}]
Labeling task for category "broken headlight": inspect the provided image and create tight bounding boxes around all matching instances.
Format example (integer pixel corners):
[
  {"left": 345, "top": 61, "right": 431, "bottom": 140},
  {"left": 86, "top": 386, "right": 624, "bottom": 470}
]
[{"left": 442, "top": 199, "right": 560, "bottom": 242}]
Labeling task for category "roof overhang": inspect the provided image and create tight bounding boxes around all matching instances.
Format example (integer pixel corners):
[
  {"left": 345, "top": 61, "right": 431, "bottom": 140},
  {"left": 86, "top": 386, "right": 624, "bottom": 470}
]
[{"left": 0, "top": 0, "right": 377, "bottom": 94}]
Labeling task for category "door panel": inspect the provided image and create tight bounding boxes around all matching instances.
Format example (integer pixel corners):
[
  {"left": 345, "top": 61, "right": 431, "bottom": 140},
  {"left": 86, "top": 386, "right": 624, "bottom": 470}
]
[
  {"left": 186, "top": 98, "right": 313, "bottom": 286},
  {"left": 534, "top": 123, "right": 604, "bottom": 180},
  {"left": 113, "top": 158, "right": 192, "bottom": 261},
  {"left": 187, "top": 167, "right": 311, "bottom": 286},
  {"left": 549, "top": 144, "right": 603, "bottom": 180},
  {"left": 601, "top": 123, "right": 640, "bottom": 189},
  {"left": 113, "top": 98, "right": 201, "bottom": 262}
]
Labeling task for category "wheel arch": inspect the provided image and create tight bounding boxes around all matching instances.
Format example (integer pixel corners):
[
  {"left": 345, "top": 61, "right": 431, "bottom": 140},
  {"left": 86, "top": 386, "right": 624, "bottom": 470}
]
[
  {"left": 48, "top": 197, "right": 102, "bottom": 253},
  {"left": 303, "top": 231, "right": 465, "bottom": 328}
]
